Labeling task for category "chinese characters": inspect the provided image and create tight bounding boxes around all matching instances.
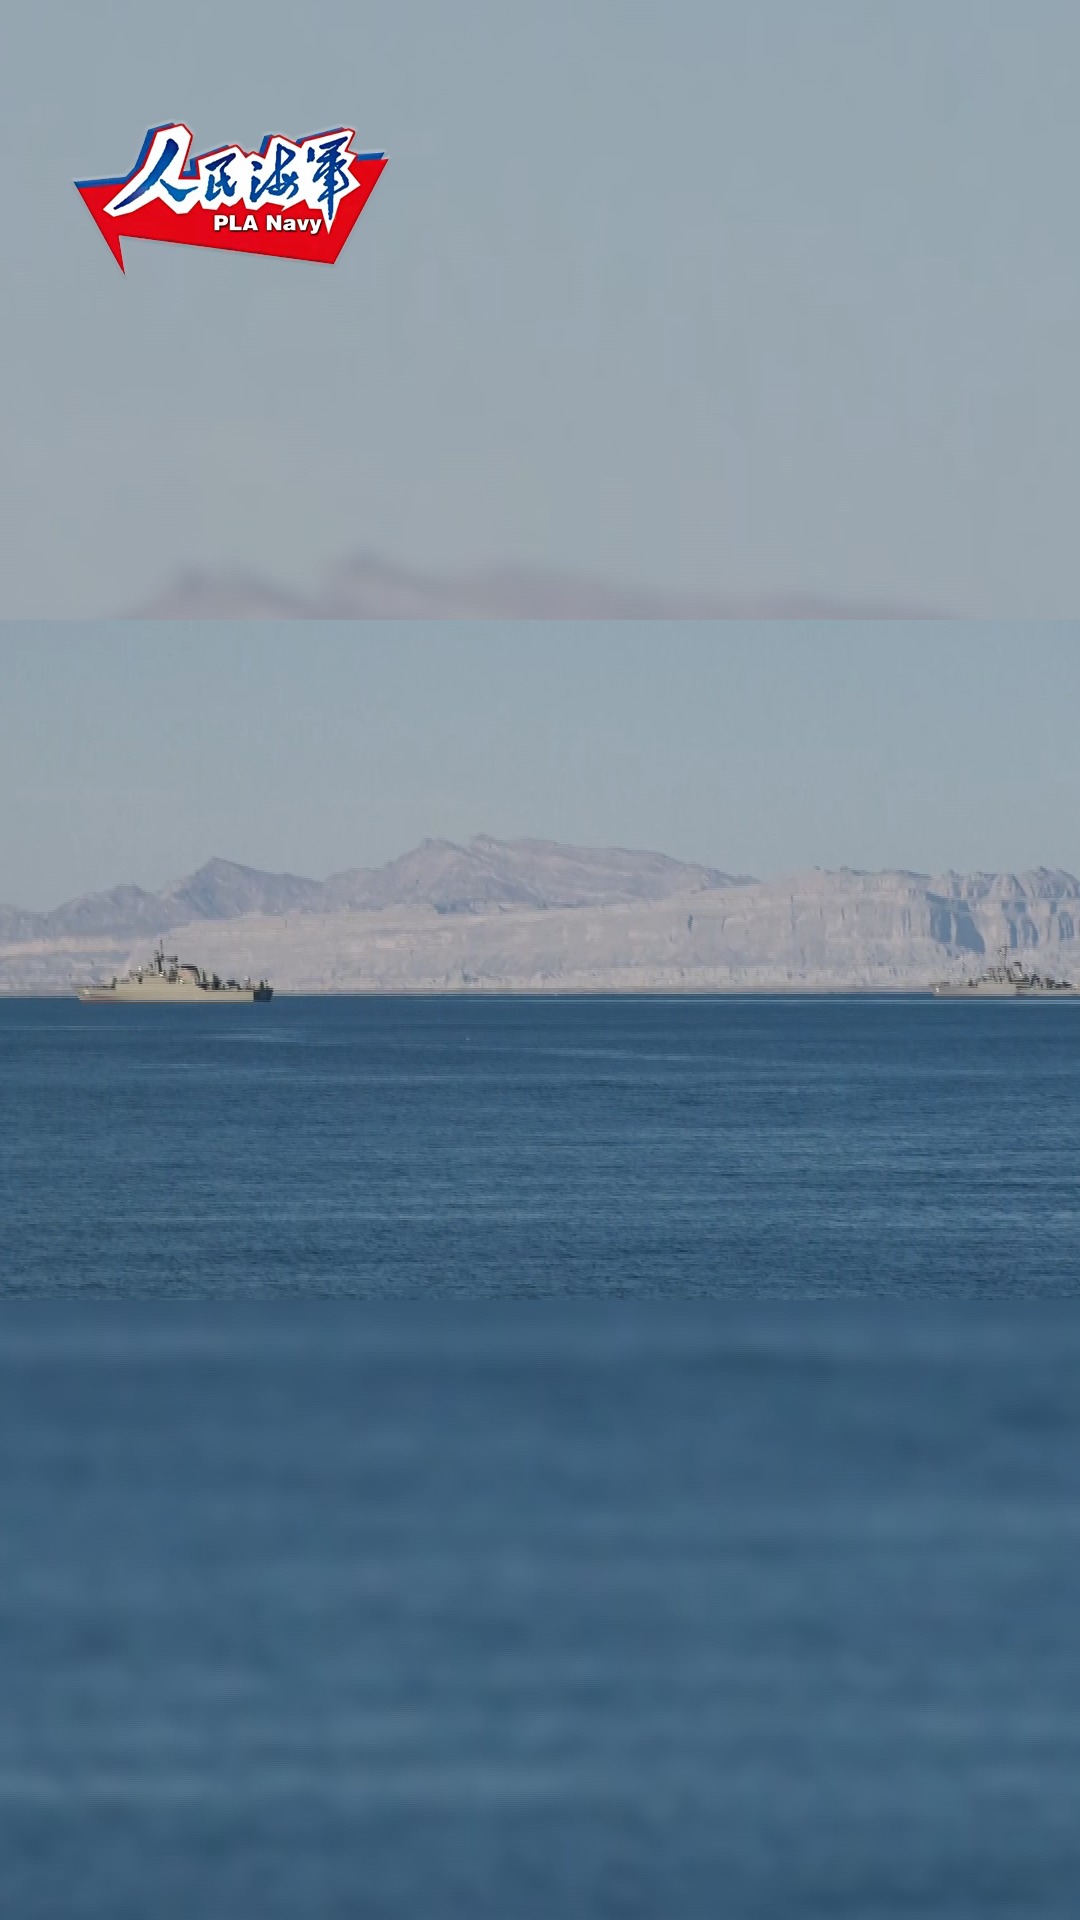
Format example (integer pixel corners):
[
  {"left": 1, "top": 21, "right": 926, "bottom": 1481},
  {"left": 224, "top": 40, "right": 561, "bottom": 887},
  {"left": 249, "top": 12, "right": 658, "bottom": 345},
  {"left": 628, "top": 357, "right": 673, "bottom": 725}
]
[{"left": 104, "top": 125, "right": 363, "bottom": 227}]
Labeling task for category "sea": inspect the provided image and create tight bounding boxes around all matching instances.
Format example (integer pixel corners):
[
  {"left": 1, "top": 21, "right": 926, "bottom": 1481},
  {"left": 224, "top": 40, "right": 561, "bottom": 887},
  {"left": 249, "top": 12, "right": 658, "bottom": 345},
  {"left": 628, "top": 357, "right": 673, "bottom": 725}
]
[
  {"left": 2, "top": 996, "right": 1080, "bottom": 1915},
  {"left": 2, "top": 993, "right": 1080, "bottom": 1297}
]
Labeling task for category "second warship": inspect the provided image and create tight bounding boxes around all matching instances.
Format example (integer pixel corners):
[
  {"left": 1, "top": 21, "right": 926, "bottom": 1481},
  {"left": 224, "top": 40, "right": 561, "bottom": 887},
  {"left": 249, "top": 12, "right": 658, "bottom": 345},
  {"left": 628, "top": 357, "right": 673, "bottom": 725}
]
[{"left": 933, "top": 948, "right": 1079, "bottom": 999}]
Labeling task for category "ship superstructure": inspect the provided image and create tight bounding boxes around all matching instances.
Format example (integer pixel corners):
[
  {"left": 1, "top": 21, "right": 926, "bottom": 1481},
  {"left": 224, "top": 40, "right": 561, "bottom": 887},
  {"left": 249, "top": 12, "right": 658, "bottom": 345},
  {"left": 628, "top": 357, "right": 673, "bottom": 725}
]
[{"left": 76, "top": 944, "right": 272, "bottom": 1003}]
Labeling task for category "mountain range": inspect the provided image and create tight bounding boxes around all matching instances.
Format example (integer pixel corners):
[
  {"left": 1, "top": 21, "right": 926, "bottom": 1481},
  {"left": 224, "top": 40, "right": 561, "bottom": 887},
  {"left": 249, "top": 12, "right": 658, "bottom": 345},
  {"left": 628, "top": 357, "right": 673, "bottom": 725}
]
[
  {"left": 0, "top": 838, "right": 740, "bottom": 945},
  {"left": 3, "top": 837, "right": 1080, "bottom": 994},
  {"left": 124, "top": 553, "right": 936, "bottom": 620}
]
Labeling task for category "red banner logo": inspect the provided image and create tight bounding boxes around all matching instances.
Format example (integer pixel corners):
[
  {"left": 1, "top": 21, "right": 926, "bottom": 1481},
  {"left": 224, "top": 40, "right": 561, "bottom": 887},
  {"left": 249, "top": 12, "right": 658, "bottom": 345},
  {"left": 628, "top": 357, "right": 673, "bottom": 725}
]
[{"left": 76, "top": 125, "right": 386, "bottom": 271}]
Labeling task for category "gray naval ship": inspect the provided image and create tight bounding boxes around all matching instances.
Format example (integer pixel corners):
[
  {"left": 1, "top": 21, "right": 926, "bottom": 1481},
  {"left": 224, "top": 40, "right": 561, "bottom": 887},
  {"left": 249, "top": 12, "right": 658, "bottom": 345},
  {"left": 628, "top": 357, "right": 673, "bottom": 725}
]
[
  {"left": 933, "top": 948, "right": 1079, "bottom": 999},
  {"left": 76, "top": 943, "right": 272, "bottom": 1003}
]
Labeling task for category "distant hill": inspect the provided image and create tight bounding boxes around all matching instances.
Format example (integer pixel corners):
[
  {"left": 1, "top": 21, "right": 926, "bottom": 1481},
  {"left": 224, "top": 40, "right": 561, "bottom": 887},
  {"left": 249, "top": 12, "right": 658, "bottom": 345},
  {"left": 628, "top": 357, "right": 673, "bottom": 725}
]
[
  {"left": 123, "top": 553, "right": 936, "bottom": 620},
  {"left": 323, "top": 837, "right": 741, "bottom": 915}
]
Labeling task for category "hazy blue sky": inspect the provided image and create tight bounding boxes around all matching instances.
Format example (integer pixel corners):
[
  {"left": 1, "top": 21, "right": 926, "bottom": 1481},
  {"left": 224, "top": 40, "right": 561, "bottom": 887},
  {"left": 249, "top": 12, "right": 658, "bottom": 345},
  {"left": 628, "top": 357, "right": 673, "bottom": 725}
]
[
  {"left": 3, "top": 2, "right": 1080, "bottom": 616},
  {"left": 3, "top": 626, "right": 1079, "bottom": 908}
]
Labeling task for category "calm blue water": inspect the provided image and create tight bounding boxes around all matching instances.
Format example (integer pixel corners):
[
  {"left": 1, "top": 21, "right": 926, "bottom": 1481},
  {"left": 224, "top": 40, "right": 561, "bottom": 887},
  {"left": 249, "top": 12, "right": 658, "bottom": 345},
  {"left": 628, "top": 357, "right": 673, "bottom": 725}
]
[
  {"left": 2, "top": 1311, "right": 1080, "bottom": 1917},
  {"left": 4, "top": 1000, "right": 1080, "bottom": 1914},
  {"left": 2, "top": 994, "right": 1080, "bottom": 1296}
]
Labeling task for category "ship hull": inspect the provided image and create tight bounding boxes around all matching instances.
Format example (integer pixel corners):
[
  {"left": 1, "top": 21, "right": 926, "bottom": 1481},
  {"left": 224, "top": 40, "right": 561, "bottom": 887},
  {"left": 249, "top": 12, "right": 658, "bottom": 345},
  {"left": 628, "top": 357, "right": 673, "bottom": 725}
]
[
  {"left": 933, "top": 985, "right": 1080, "bottom": 999},
  {"left": 933, "top": 984, "right": 1022, "bottom": 999},
  {"left": 76, "top": 984, "right": 270, "bottom": 1003}
]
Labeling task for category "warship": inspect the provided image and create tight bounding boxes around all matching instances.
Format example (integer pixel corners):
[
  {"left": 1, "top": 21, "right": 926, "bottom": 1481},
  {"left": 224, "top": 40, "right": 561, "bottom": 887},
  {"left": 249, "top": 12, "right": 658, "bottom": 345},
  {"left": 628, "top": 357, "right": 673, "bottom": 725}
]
[
  {"left": 76, "top": 944, "right": 272, "bottom": 1003},
  {"left": 933, "top": 948, "right": 1079, "bottom": 999}
]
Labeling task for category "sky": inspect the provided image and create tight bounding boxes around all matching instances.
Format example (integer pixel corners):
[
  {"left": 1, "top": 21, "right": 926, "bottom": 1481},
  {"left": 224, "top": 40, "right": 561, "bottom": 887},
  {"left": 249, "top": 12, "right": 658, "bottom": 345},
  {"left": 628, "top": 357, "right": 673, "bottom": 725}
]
[
  {"left": 2, "top": 1, "right": 1080, "bottom": 617},
  {"left": 3, "top": 625, "right": 1080, "bottom": 910}
]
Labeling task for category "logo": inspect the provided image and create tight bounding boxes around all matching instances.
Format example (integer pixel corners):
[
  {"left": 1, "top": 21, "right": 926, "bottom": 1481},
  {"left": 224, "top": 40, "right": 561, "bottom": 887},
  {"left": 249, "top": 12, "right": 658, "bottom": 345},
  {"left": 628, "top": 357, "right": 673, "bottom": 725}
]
[{"left": 76, "top": 124, "right": 386, "bottom": 271}]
